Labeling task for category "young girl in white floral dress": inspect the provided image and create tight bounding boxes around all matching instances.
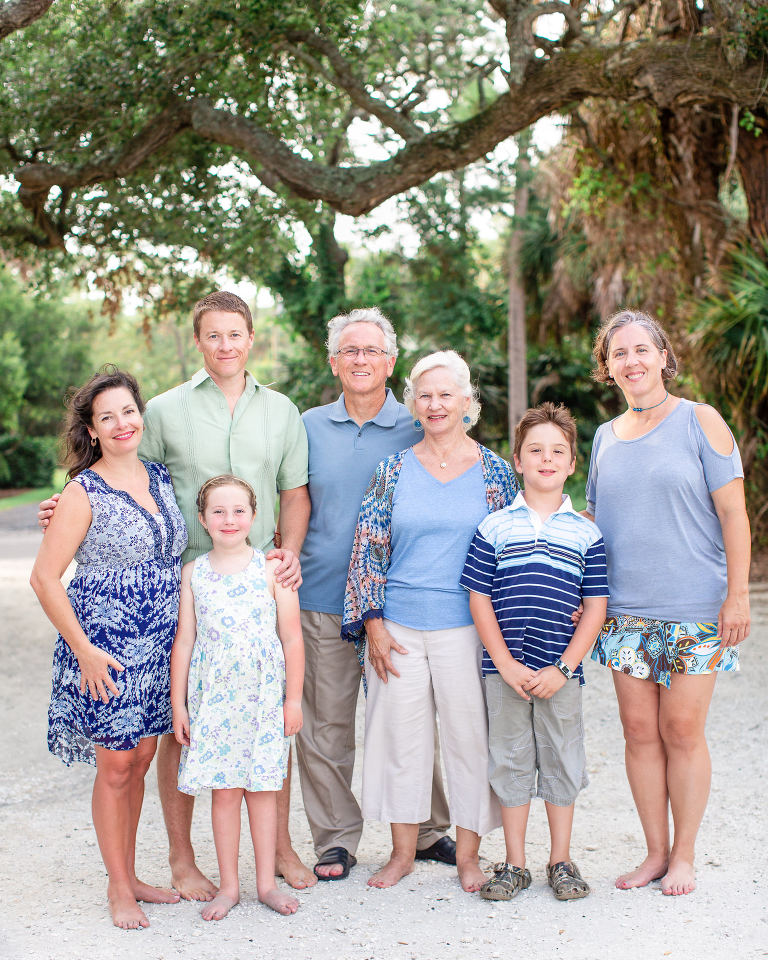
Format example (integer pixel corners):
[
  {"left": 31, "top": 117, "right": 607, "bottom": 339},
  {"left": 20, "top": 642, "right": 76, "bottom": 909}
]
[{"left": 171, "top": 475, "right": 304, "bottom": 919}]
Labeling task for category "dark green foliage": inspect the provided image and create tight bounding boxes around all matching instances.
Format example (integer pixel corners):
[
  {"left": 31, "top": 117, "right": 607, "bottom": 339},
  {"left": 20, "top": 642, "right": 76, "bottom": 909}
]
[{"left": 0, "top": 434, "right": 58, "bottom": 488}]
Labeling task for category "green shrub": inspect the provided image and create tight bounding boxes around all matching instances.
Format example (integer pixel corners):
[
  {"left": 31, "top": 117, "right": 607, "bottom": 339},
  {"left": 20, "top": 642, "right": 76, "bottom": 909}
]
[{"left": 0, "top": 435, "right": 59, "bottom": 489}]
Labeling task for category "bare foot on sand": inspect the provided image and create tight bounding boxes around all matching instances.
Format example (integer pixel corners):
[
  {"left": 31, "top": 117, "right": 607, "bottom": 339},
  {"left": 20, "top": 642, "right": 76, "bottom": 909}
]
[
  {"left": 276, "top": 848, "right": 317, "bottom": 889},
  {"left": 616, "top": 855, "right": 668, "bottom": 890},
  {"left": 457, "top": 859, "right": 487, "bottom": 893},
  {"left": 108, "top": 886, "right": 150, "bottom": 929},
  {"left": 171, "top": 862, "right": 217, "bottom": 902},
  {"left": 661, "top": 858, "right": 696, "bottom": 896},
  {"left": 133, "top": 878, "right": 180, "bottom": 904},
  {"left": 201, "top": 890, "right": 240, "bottom": 921},
  {"left": 367, "top": 855, "right": 414, "bottom": 889},
  {"left": 260, "top": 888, "right": 300, "bottom": 915}
]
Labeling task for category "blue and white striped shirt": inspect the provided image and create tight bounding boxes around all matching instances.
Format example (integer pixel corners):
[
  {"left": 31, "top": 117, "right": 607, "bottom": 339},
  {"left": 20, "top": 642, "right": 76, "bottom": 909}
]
[{"left": 460, "top": 492, "right": 609, "bottom": 681}]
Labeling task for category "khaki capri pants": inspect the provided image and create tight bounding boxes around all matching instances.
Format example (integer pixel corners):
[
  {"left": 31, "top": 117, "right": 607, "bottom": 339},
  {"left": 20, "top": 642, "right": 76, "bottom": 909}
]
[{"left": 362, "top": 619, "right": 501, "bottom": 836}]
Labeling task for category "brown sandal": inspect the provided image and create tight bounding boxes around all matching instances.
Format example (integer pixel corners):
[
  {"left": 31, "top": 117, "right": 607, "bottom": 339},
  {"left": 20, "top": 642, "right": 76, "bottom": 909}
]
[
  {"left": 547, "top": 860, "right": 590, "bottom": 900},
  {"left": 480, "top": 863, "right": 532, "bottom": 901}
]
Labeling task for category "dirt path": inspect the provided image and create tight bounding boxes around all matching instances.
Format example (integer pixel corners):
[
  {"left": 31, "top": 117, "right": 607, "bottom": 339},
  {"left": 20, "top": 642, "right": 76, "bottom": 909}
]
[{"left": 1, "top": 508, "right": 766, "bottom": 960}]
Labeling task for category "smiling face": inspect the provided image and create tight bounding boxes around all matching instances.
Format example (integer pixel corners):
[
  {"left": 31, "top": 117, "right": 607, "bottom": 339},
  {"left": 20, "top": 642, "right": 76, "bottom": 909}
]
[
  {"left": 199, "top": 484, "right": 255, "bottom": 548},
  {"left": 194, "top": 310, "right": 255, "bottom": 383},
  {"left": 606, "top": 322, "right": 667, "bottom": 400},
  {"left": 87, "top": 386, "right": 144, "bottom": 457},
  {"left": 329, "top": 321, "right": 395, "bottom": 400},
  {"left": 513, "top": 422, "right": 575, "bottom": 494},
  {"left": 412, "top": 366, "right": 470, "bottom": 439}
]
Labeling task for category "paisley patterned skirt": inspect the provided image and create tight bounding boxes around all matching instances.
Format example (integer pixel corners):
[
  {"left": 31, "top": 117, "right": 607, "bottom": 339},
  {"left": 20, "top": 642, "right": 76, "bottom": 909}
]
[{"left": 591, "top": 615, "right": 739, "bottom": 689}]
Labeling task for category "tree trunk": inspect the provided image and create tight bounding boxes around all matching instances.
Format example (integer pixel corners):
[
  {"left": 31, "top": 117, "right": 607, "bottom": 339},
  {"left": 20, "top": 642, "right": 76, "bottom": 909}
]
[
  {"left": 736, "top": 108, "right": 768, "bottom": 241},
  {"left": 507, "top": 132, "right": 531, "bottom": 446}
]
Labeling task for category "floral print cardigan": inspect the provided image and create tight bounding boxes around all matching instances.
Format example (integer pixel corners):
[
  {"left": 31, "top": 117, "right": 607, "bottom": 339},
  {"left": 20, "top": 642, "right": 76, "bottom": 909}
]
[{"left": 341, "top": 443, "right": 519, "bottom": 657}]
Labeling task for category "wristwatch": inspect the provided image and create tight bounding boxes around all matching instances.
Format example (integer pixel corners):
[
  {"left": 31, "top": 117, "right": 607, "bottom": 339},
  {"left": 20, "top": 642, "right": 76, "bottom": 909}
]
[{"left": 554, "top": 657, "right": 574, "bottom": 680}]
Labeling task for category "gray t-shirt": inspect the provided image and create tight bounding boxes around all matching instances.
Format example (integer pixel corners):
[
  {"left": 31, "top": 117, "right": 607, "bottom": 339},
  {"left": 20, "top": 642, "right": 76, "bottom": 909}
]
[{"left": 585, "top": 399, "right": 743, "bottom": 622}]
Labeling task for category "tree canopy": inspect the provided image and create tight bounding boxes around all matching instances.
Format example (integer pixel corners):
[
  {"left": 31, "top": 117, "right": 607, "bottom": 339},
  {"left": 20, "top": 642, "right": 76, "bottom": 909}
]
[{"left": 1, "top": 0, "right": 767, "bottom": 264}]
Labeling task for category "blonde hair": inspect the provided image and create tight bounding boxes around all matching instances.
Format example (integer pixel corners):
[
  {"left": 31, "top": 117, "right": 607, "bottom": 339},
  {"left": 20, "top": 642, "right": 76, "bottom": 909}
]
[
  {"left": 403, "top": 350, "right": 481, "bottom": 430},
  {"left": 196, "top": 474, "right": 257, "bottom": 516}
]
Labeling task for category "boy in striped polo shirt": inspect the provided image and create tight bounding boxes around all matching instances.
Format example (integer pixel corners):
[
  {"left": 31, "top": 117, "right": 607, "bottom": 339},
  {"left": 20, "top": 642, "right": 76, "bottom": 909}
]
[{"left": 460, "top": 402, "right": 609, "bottom": 903}]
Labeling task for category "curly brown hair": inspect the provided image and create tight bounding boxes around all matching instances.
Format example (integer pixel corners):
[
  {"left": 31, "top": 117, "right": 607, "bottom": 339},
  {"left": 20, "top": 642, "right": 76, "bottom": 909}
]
[
  {"left": 64, "top": 366, "right": 145, "bottom": 479},
  {"left": 513, "top": 402, "right": 578, "bottom": 461}
]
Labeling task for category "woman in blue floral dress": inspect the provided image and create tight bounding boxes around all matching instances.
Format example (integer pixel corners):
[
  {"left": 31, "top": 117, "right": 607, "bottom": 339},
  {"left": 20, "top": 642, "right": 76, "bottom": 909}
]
[{"left": 31, "top": 368, "right": 187, "bottom": 930}]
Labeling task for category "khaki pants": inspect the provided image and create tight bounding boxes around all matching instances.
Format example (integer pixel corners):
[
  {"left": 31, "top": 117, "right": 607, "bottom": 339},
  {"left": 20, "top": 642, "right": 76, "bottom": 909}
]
[
  {"left": 296, "top": 610, "right": 451, "bottom": 858},
  {"left": 362, "top": 619, "right": 501, "bottom": 836}
]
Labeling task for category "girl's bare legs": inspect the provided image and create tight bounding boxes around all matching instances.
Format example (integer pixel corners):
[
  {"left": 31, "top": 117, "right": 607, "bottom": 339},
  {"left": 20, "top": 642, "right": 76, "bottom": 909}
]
[
  {"left": 93, "top": 737, "right": 174, "bottom": 929},
  {"left": 368, "top": 823, "right": 418, "bottom": 888},
  {"left": 244, "top": 790, "right": 299, "bottom": 915},
  {"left": 456, "top": 826, "right": 485, "bottom": 892},
  {"left": 612, "top": 672, "right": 670, "bottom": 889},
  {"left": 202, "top": 788, "right": 244, "bottom": 921},
  {"left": 658, "top": 672, "right": 717, "bottom": 896}
]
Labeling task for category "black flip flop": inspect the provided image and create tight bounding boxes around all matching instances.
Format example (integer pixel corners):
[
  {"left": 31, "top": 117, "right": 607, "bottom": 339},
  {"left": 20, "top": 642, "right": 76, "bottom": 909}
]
[{"left": 313, "top": 846, "right": 357, "bottom": 881}]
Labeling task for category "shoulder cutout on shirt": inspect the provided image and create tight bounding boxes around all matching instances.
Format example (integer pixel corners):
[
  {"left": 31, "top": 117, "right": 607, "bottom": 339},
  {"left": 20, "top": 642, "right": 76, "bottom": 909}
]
[{"left": 694, "top": 404, "right": 734, "bottom": 456}]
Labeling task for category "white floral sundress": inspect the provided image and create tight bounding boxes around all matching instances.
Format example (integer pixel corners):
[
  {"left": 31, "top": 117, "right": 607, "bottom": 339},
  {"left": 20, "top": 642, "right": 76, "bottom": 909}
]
[{"left": 178, "top": 550, "right": 288, "bottom": 794}]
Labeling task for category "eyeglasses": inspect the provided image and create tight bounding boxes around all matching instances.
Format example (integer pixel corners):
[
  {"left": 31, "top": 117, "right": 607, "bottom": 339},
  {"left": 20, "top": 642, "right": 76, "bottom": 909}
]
[{"left": 336, "top": 346, "right": 388, "bottom": 359}]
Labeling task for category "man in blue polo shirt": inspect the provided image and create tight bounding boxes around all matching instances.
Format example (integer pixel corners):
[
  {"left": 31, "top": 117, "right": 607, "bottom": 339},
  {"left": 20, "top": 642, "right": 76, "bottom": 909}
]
[{"left": 297, "top": 307, "right": 455, "bottom": 880}]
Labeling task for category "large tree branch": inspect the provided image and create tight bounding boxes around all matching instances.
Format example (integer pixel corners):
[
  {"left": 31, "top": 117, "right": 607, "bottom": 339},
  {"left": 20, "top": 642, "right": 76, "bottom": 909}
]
[
  {"left": 12, "top": 35, "right": 768, "bottom": 230},
  {"left": 283, "top": 29, "right": 424, "bottom": 141},
  {"left": 0, "top": 0, "right": 53, "bottom": 40}
]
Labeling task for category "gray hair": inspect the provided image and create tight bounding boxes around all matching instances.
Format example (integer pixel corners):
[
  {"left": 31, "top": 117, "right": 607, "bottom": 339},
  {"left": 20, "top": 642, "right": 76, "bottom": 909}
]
[
  {"left": 403, "top": 350, "right": 481, "bottom": 430},
  {"left": 326, "top": 307, "right": 398, "bottom": 360},
  {"left": 592, "top": 308, "right": 678, "bottom": 384}
]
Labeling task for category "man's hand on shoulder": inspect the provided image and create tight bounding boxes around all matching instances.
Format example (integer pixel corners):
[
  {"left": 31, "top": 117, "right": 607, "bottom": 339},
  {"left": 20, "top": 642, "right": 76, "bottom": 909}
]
[
  {"left": 38, "top": 493, "right": 61, "bottom": 530},
  {"left": 265, "top": 547, "right": 302, "bottom": 590}
]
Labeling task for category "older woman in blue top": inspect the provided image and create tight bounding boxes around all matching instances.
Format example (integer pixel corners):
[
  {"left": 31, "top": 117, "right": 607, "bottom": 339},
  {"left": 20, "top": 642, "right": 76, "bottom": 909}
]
[
  {"left": 586, "top": 309, "right": 750, "bottom": 897},
  {"left": 343, "top": 351, "right": 518, "bottom": 892}
]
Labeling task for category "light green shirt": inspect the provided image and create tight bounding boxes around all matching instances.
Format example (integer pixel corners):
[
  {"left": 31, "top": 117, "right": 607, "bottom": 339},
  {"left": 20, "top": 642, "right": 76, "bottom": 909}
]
[{"left": 140, "top": 368, "right": 308, "bottom": 562}]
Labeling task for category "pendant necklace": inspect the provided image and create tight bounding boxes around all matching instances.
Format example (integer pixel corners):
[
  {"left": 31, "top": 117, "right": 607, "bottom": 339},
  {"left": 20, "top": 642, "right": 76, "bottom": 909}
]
[{"left": 631, "top": 390, "right": 669, "bottom": 413}]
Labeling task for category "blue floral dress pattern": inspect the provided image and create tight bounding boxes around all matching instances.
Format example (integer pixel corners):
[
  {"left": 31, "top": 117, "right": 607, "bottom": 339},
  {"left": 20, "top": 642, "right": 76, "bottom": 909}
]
[
  {"left": 178, "top": 550, "right": 288, "bottom": 794},
  {"left": 48, "top": 462, "right": 187, "bottom": 766}
]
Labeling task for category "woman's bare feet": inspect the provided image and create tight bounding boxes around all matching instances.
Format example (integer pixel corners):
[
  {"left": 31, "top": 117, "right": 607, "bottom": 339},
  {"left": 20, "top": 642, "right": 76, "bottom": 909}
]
[
  {"left": 367, "top": 854, "right": 414, "bottom": 888},
  {"left": 276, "top": 848, "right": 317, "bottom": 889},
  {"left": 201, "top": 890, "right": 239, "bottom": 921},
  {"left": 457, "top": 858, "right": 487, "bottom": 893},
  {"left": 260, "top": 888, "right": 300, "bottom": 915},
  {"left": 616, "top": 854, "right": 668, "bottom": 890},
  {"left": 108, "top": 885, "right": 150, "bottom": 930},
  {"left": 171, "top": 861, "right": 217, "bottom": 902},
  {"left": 661, "top": 858, "right": 696, "bottom": 896},
  {"left": 133, "top": 878, "right": 180, "bottom": 904}
]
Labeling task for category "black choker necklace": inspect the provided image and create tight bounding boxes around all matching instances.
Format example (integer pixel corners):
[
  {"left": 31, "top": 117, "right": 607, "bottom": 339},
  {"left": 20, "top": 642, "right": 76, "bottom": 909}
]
[{"left": 631, "top": 390, "right": 669, "bottom": 413}]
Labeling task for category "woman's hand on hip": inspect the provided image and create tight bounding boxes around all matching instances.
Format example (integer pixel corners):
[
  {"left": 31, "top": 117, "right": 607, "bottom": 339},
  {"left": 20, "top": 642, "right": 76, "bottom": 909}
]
[
  {"left": 365, "top": 619, "right": 407, "bottom": 683},
  {"left": 76, "top": 642, "right": 124, "bottom": 702},
  {"left": 718, "top": 590, "right": 750, "bottom": 647}
]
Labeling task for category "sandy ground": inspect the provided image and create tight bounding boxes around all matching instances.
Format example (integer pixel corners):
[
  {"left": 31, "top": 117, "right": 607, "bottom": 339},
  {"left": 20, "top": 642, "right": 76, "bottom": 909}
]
[{"left": 1, "top": 506, "right": 767, "bottom": 960}]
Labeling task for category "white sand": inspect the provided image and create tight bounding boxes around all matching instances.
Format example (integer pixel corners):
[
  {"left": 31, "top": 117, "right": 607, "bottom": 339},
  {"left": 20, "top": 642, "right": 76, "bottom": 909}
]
[{"left": 1, "top": 526, "right": 767, "bottom": 960}]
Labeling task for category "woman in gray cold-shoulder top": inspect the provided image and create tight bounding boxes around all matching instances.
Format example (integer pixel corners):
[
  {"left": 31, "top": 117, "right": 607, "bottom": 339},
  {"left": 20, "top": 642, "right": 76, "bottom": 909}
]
[{"left": 585, "top": 309, "right": 750, "bottom": 898}]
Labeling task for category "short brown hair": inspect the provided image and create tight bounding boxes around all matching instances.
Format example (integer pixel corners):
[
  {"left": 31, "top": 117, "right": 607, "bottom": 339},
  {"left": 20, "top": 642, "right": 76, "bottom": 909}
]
[
  {"left": 514, "top": 402, "right": 577, "bottom": 461},
  {"left": 592, "top": 308, "right": 678, "bottom": 384},
  {"left": 192, "top": 291, "right": 253, "bottom": 339},
  {"left": 196, "top": 474, "right": 257, "bottom": 515}
]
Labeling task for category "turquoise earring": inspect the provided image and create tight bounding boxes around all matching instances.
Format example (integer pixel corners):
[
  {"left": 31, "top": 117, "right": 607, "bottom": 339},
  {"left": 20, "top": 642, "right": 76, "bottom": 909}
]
[
  {"left": 413, "top": 419, "right": 423, "bottom": 430},
  {"left": 462, "top": 415, "right": 471, "bottom": 424}
]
